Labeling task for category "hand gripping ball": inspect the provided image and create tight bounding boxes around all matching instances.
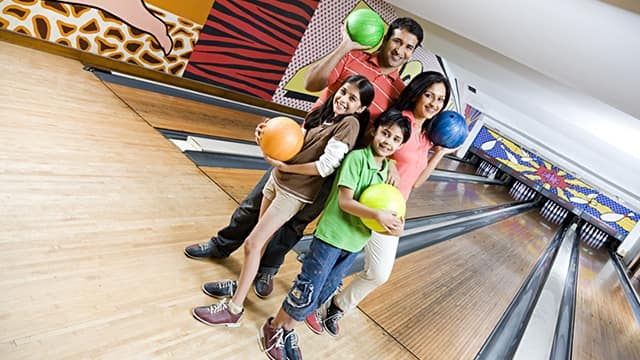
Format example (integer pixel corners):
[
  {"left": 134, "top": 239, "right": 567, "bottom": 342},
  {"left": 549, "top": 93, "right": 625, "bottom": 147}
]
[
  {"left": 427, "top": 110, "right": 469, "bottom": 148},
  {"left": 259, "top": 116, "right": 304, "bottom": 161},
  {"left": 359, "top": 183, "right": 406, "bottom": 232},
  {"left": 345, "top": 9, "right": 385, "bottom": 47}
]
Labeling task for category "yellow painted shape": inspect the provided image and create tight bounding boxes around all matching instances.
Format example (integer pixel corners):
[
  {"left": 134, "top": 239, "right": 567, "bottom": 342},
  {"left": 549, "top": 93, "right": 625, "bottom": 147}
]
[
  {"left": 399, "top": 59, "right": 423, "bottom": 82},
  {"left": 496, "top": 158, "right": 535, "bottom": 173},
  {"left": 146, "top": 0, "right": 214, "bottom": 25},
  {"left": 284, "top": 63, "right": 322, "bottom": 97},
  {"left": 617, "top": 216, "right": 637, "bottom": 232}
]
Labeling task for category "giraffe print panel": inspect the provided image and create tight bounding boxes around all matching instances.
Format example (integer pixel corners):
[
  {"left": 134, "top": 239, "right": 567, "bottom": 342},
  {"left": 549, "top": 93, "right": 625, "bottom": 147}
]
[{"left": 0, "top": 0, "right": 202, "bottom": 76}]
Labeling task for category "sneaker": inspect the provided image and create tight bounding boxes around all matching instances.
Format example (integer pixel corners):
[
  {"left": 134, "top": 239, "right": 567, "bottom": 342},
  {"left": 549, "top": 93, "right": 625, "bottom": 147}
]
[
  {"left": 184, "top": 240, "right": 221, "bottom": 259},
  {"left": 323, "top": 301, "right": 343, "bottom": 337},
  {"left": 258, "top": 317, "right": 285, "bottom": 360},
  {"left": 284, "top": 329, "right": 303, "bottom": 360},
  {"left": 304, "top": 309, "right": 323, "bottom": 335},
  {"left": 192, "top": 300, "right": 243, "bottom": 327},
  {"left": 202, "top": 279, "right": 237, "bottom": 299},
  {"left": 253, "top": 272, "right": 274, "bottom": 298}
]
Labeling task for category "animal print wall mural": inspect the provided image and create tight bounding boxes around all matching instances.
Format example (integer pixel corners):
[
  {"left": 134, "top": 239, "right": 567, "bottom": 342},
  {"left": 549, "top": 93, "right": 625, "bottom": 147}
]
[
  {"left": 0, "top": 0, "right": 203, "bottom": 75},
  {"left": 0, "top": 0, "right": 451, "bottom": 112}
]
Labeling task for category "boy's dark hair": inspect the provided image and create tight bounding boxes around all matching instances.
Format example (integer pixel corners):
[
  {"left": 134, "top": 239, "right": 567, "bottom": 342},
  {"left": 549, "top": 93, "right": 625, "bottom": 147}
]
[
  {"left": 383, "top": 17, "right": 424, "bottom": 47},
  {"left": 373, "top": 108, "right": 411, "bottom": 144},
  {"left": 305, "top": 75, "right": 374, "bottom": 141}
]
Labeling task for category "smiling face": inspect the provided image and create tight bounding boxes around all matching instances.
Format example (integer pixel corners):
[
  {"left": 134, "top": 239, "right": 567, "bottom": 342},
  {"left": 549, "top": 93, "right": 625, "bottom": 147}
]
[
  {"left": 413, "top": 82, "right": 447, "bottom": 120},
  {"left": 378, "top": 28, "right": 419, "bottom": 69},
  {"left": 332, "top": 82, "right": 366, "bottom": 116},
  {"left": 371, "top": 123, "right": 405, "bottom": 158}
]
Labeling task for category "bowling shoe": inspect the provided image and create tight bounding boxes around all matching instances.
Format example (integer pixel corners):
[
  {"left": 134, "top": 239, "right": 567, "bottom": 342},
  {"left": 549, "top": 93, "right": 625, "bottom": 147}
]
[
  {"left": 202, "top": 279, "right": 237, "bottom": 299},
  {"left": 253, "top": 272, "right": 274, "bottom": 298},
  {"left": 184, "top": 239, "right": 226, "bottom": 259},
  {"left": 304, "top": 309, "right": 324, "bottom": 335},
  {"left": 323, "top": 301, "right": 344, "bottom": 337},
  {"left": 259, "top": 317, "right": 286, "bottom": 360},
  {"left": 192, "top": 300, "right": 243, "bottom": 327}
]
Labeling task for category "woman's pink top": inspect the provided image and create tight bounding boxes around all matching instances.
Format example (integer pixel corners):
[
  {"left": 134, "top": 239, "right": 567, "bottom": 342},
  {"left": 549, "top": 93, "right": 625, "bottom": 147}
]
[{"left": 390, "top": 110, "right": 434, "bottom": 200}]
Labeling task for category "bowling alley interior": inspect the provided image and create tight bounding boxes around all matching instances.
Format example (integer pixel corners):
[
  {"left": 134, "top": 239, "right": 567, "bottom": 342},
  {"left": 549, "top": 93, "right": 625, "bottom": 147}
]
[{"left": 1, "top": 1, "right": 639, "bottom": 359}]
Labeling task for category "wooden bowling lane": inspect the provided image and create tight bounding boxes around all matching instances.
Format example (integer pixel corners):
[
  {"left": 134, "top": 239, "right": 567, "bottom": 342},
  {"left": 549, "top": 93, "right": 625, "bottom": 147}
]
[
  {"left": 572, "top": 246, "right": 640, "bottom": 359},
  {"left": 0, "top": 41, "right": 413, "bottom": 359},
  {"left": 356, "top": 209, "right": 558, "bottom": 359},
  {"left": 406, "top": 181, "right": 513, "bottom": 219},
  {"left": 199, "top": 168, "right": 511, "bottom": 217},
  {"left": 200, "top": 166, "right": 266, "bottom": 203},
  {"left": 435, "top": 156, "right": 477, "bottom": 174},
  {"left": 102, "top": 81, "right": 266, "bottom": 142},
  {"left": 199, "top": 166, "right": 513, "bottom": 237}
]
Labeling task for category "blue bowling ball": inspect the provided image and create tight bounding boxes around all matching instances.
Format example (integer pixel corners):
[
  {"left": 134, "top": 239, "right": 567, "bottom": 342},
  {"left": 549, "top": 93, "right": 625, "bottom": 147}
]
[{"left": 427, "top": 111, "right": 468, "bottom": 148}]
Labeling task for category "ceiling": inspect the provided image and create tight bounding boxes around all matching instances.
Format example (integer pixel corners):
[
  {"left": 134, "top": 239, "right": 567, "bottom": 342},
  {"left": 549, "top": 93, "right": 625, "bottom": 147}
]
[
  {"left": 388, "top": 0, "right": 640, "bottom": 119},
  {"left": 386, "top": 0, "right": 640, "bottom": 208}
]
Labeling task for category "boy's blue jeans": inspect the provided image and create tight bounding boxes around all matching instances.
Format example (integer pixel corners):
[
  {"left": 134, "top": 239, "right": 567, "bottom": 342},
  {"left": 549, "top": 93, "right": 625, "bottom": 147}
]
[{"left": 282, "top": 237, "right": 358, "bottom": 321}]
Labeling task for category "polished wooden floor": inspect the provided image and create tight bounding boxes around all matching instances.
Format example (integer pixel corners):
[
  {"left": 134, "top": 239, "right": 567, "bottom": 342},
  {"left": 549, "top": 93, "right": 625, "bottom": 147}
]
[
  {"left": 3, "top": 40, "right": 639, "bottom": 359},
  {"left": 0, "top": 42, "right": 410, "bottom": 359},
  {"left": 434, "top": 156, "right": 477, "bottom": 174},
  {"left": 103, "top": 82, "right": 264, "bottom": 142},
  {"left": 573, "top": 246, "right": 640, "bottom": 359},
  {"left": 358, "top": 210, "right": 558, "bottom": 359},
  {"left": 405, "top": 180, "right": 510, "bottom": 219}
]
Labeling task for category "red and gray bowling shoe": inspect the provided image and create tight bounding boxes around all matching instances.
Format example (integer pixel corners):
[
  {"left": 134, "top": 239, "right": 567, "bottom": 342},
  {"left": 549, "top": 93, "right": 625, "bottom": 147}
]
[{"left": 192, "top": 300, "right": 243, "bottom": 327}]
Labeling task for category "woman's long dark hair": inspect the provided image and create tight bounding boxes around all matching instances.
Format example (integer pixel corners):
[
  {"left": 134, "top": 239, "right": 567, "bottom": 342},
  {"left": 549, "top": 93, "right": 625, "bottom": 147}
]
[
  {"left": 393, "top": 71, "right": 451, "bottom": 137},
  {"left": 304, "top": 75, "right": 375, "bottom": 141}
]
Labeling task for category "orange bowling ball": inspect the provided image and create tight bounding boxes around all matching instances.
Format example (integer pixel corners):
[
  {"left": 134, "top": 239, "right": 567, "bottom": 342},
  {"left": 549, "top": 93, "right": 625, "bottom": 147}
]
[{"left": 259, "top": 116, "right": 304, "bottom": 161}]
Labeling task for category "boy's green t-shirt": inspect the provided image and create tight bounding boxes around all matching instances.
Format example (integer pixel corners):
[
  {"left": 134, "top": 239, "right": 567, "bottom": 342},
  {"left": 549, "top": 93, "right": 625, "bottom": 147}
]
[{"left": 315, "top": 146, "right": 389, "bottom": 253}]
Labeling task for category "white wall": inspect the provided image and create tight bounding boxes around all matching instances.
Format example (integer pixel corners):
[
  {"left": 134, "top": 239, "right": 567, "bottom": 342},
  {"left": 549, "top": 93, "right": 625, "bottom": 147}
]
[
  {"left": 388, "top": 0, "right": 640, "bottom": 120},
  {"left": 392, "top": 6, "right": 640, "bottom": 212}
]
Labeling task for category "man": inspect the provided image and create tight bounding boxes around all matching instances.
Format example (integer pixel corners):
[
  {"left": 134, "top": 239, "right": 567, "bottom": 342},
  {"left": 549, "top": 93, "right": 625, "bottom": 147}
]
[{"left": 184, "top": 17, "right": 423, "bottom": 301}]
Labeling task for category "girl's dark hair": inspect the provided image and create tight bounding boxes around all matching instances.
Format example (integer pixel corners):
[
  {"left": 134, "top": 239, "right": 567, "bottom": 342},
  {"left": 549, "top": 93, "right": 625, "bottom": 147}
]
[
  {"left": 372, "top": 108, "right": 412, "bottom": 144},
  {"left": 393, "top": 71, "right": 451, "bottom": 137},
  {"left": 383, "top": 17, "right": 424, "bottom": 47},
  {"left": 304, "top": 75, "right": 374, "bottom": 141}
]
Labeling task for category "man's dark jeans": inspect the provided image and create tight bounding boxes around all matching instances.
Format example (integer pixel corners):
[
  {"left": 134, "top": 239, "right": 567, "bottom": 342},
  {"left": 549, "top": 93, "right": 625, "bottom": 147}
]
[{"left": 212, "top": 168, "right": 333, "bottom": 275}]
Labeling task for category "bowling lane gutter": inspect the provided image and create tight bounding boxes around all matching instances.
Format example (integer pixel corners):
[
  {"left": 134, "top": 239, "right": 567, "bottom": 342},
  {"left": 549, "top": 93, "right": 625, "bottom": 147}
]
[
  {"left": 290, "top": 200, "right": 538, "bottom": 275},
  {"left": 444, "top": 153, "right": 475, "bottom": 164},
  {"left": 475, "top": 222, "right": 580, "bottom": 360},
  {"left": 548, "top": 222, "right": 580, "bottom": 359},
  {"left": 607, "top": 246, "right": 640, "bottom": 326},
  {"left": 429, "top": 168, "right": 504, "bottom": 185},
  {"left": 163, "top": 130, "right": 505, "bottom": 185},
  {"left": 90, "top": 68, "right": 305, "bottom": 122}
]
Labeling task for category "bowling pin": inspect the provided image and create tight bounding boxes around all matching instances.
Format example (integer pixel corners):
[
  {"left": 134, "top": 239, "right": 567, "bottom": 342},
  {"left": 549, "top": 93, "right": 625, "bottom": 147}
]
[
  {"left": 586, "top": 225, "right": 597, "bottom": 248},
  {"left": 517, "top": 183, "right": 524, "bottom": 201},
  {"left": 544, "top": 201, "right": 552, "bottom": 221},
  {"left": 581, "top": 224, "right": 591, "bottom": 246},
  {"left": 593, "top": 230, "right": 602, "bottom": 249},
  {"left": 552, "top": 204, "right": 560, "bottom": 224},
  {"left": 585, "top": 224, "right": 593, "bottom": 245}
]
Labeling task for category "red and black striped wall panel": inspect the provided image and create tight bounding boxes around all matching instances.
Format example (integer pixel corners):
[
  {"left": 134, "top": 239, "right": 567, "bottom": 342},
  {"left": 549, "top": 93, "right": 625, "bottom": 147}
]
[{"left": 184, "top": 0, "right": 319, "bottom": 100}]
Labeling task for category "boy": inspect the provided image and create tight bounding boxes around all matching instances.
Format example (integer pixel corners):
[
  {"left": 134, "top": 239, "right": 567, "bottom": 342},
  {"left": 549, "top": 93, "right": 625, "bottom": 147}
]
[{"left": 258, "top": 110, "right": 412, "bottom": 360}]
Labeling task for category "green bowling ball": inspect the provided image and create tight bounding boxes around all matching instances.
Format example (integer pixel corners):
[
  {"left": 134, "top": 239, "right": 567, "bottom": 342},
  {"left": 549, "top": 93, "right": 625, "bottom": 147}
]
[{"left": 346, "top": 9, "right": 385, "bottom": 47}]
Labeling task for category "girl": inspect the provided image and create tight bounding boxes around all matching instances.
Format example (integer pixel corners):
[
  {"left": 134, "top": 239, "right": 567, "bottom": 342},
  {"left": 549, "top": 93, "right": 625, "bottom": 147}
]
[
  {"left": 259, "top": 110, "right": 412, "bottom": 360},
  {"left": 191, "top": 75, "right": 375, "bottom": 327},
  {"left": 307, "top": 71, "right": 459, "bottom": 336}
]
